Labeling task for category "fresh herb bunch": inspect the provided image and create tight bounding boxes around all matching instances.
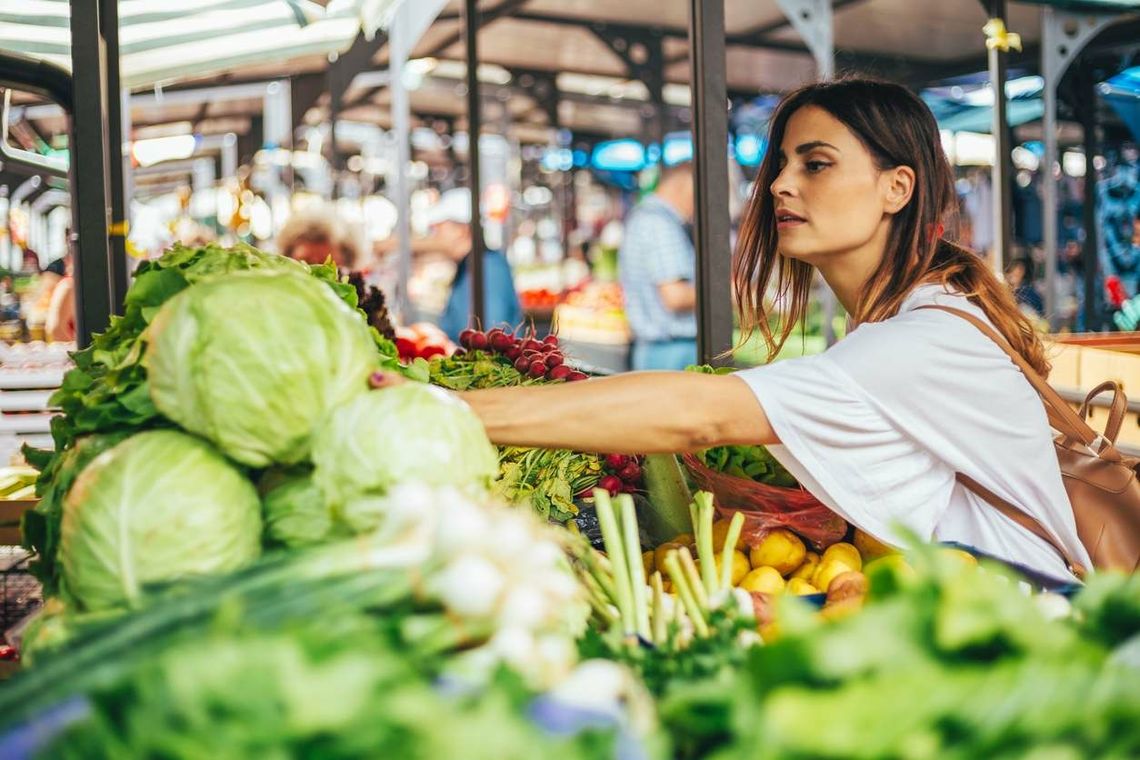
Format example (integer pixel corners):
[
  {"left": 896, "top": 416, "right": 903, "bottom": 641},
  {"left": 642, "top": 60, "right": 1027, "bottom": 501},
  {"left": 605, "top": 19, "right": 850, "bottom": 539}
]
[{"left": 496, "top": 446, "right": 603, "bottom": 523}]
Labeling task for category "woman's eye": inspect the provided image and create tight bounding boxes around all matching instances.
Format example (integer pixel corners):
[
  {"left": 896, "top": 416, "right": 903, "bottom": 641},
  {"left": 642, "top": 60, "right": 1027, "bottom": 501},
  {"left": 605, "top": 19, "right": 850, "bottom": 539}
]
[{"left": 805, "top": 160, "right": 830, "bottom": 173}]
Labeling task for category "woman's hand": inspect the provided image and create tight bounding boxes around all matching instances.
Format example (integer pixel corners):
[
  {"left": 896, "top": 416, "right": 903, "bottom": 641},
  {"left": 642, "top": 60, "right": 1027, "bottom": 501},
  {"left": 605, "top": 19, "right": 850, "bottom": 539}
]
[{"left": 369, "top": 370, "right": 408, "bottom": 390}]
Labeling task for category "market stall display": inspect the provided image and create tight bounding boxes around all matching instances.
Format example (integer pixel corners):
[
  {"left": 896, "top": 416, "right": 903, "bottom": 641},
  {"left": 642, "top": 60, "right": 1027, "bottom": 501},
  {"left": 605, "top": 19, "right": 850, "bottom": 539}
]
[{"left": 0, "top": 243, "right": 1136, "bottom": 758}]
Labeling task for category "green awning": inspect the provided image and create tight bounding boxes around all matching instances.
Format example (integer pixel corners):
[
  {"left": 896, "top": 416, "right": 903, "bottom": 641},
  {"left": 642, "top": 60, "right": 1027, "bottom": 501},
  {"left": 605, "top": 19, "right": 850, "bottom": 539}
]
[{"left": 0, "top": 0, "right": 398, "bottom": 90}]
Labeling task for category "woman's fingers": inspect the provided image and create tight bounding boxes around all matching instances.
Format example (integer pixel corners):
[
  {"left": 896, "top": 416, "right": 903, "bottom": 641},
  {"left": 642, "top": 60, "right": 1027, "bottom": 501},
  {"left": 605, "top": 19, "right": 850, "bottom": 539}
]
[{"left": 369, "top": 370, "right": 407, "bottom": 389}]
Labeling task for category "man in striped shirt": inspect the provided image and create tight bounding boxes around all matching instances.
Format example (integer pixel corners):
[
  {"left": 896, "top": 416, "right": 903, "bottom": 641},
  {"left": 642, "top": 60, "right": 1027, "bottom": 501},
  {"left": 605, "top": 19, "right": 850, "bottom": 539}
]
[{"left": 618, "top": 162, "right": 698, "bottom": 370}]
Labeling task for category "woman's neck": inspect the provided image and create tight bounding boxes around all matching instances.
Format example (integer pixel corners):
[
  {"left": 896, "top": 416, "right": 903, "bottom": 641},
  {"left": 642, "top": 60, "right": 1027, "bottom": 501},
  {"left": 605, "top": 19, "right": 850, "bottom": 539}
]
[{"left": 812, "top": 223, "right": 892, "bottom": 319}]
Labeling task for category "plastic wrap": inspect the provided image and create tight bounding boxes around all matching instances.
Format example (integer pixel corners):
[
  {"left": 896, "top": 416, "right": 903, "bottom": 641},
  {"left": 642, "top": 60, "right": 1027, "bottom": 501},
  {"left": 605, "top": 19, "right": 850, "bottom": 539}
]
[{"left": 681, "top": 453, "right": 848, "bottom": 550}]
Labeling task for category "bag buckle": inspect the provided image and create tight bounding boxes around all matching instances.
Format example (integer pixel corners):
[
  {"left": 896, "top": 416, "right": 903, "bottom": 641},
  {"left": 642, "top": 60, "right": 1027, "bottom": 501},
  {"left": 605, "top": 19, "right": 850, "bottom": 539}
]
[{"left": 1087, "top": 433, "right": 1107, "bottom": 455}]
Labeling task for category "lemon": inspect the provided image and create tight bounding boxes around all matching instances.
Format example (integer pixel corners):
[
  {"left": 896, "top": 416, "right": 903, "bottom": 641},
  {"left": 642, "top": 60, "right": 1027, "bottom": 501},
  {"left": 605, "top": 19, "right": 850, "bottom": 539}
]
[
  {"left": 789, "top": 551, "right": 820, "bottom": 581},
  {"left": 853, "top": 529, "right": 896, "bottom": 561},
  {"left": 822, "top": 542, "right": 863, "bottom": 572},
  {"left": 669, "top": 533, "right": 695, "bottom": 548},
  {"left": 710, "top": 519, "right": 740, "bottom": 551},
  {"left": 739, "top": 566, "right": 786, "bottom": 595},
  {"left": 703, "top": 550, "right": 751, "bottom": 586},
  {"left": 786, "top": 578, "right": 821, "bottom": 596},
  {"left": 749, "top": 529, "right": 806, "bottom": 576},
  {"left": 940, "top": 547, "right": 979, "bottom": 567},
  {"left": 813, "top": 558, "right": 857, "bottom": 594}
]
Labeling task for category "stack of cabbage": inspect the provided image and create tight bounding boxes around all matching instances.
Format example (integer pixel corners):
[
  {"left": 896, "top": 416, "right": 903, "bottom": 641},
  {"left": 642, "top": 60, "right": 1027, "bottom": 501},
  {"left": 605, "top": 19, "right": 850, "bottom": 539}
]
[{"left": 22, "top": 244, "right": 497, "bottom": 619}]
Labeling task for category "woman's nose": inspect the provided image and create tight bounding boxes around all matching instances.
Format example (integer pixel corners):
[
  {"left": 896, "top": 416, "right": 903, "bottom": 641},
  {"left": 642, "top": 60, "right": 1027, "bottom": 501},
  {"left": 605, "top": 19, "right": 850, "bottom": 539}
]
[{"left": 770, "top": 168, "right": 794, "bottom": 198}]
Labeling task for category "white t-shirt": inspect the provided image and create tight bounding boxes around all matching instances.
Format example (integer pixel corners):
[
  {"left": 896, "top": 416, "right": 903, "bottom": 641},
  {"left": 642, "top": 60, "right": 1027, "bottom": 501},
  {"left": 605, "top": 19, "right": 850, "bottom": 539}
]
[{"left": 736, "top": 284, "right": 1090, "bottom": 581}]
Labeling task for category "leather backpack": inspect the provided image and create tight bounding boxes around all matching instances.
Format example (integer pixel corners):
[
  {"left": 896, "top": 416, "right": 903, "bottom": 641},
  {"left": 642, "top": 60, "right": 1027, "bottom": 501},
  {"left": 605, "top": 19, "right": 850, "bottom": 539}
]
[{"left": 918, "top": 305, "right": 1140, "bottom": 577}]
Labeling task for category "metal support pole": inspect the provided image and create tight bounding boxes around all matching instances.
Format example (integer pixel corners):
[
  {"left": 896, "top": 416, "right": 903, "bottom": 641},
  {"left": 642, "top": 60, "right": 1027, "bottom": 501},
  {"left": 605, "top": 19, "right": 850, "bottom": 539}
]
[
  {"left": 100, "top": 0, "right": 129, "bottom": 311},
  {"left": 464, "top": 0, "right": 486, "bottom": 328},
  {"left": 986, "top": 0, "right": 1014, "bottom": 275},
  {"left": 688, "top": 0, "right": 732, "bottom": 364},
  {"left": 1040, "top": 8, "right": 1118, "bottom": 329},
  {"left": 69, "top": 0, "right": 114, "bottom": 346},
  {"left": 1079, "top": 64, "right": 1101, "bottom": 332},
  {"left": 328, "top": 62, "right": 342, "bottom": 201}
]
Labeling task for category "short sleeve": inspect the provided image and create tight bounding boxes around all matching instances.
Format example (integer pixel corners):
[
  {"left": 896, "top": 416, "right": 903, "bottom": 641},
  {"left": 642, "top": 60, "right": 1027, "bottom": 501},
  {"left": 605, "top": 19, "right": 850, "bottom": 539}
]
[{"left": 735, "top": 354, "right": 955, "bottom": 547}]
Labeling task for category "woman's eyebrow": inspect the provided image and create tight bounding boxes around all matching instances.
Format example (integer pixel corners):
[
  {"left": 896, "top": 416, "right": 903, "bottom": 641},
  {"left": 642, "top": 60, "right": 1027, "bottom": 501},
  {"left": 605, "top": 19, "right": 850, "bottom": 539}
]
[{"left": 794, "top": 140, "right": 839, "bottom": 154}]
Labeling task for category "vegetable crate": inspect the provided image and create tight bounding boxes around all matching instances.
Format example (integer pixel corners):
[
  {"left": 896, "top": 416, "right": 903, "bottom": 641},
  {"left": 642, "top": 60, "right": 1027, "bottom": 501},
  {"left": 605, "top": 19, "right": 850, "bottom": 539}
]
[{"left": 0, "top": 547, "right": 39, "bottom": 632}]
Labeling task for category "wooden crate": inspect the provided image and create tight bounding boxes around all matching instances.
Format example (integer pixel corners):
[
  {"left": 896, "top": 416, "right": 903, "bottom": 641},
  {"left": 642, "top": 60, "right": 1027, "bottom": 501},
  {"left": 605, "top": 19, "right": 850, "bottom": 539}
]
[{"left": 0, "top": 500, "right": 35, "bottom": 546}]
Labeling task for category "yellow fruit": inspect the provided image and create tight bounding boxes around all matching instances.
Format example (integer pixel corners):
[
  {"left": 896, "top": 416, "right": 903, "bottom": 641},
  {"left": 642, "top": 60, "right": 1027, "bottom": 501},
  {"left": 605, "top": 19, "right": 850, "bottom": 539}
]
[
  {"left": 786, "top": 578, "right": 821, "bottom": 596},
  {"left": 820, "top": 596, "right": 864, "bottom": 621},
  {"left": 653, "top": 543, "right": 682, "bottom": 573},
  {"left": 825, "top": 571, "right": 868, "bottom": 606},
  {"left": 940, "top": 548, "right": 979, "bottom": 567},
  {"left": 864, "top": 553, "right": 915, "bottom": 577},
  {"left": 822, "top": 542, "right": 863, "bottom": 572},
  {"left": 758, "top": 620, "right": 781, "bottom": 642},
  {"left": 710, "top": 519, "right": 740, "bottom": 551},
  {"left": 789, "top": 551, "right": 821, "bottom": 581},
  {"left": 703, "top": 550, "right": 751, "bottom": 586},
  {"left": 641, "top": 550, "right": 655, "bottom": 577},
  {"left": 749, "top": 529, "right": 806, "bottom": 576},
  {"left": 813, "top": 559, "right": 857, "bottom": 594},
  {"left": 669, "top": 533, "right": 695, "bottom": 548},
  {"left": 853, "top": 529, "right": 896, "bottom": 561},
  {"left": 739, "top": 566, "right": 787, "bottom": 595}
]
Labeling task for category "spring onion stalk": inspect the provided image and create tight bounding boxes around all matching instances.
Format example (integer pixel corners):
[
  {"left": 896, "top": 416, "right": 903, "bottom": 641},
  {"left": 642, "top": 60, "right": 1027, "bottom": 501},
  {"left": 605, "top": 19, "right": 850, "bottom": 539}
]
[
  {"left": 594, "top": 488, "right": 636, "bottom": 635},
  {"left": 618, "top": 494, "right": 651, "bottom": 640},
  {"left": 694, "top": 493, "right": 718, "bottom": 597},
  {"left": 677, "top": 546, "right": 708, "bottom": 608},
  {"left": 651, "top": 571, "right": 667, "bottom": 645},
  {"left": 718, "top": 512, "right": 746, "bottom": 592},
  {"left": 664, "top": 550, "right": 709, "bottom": 637}
]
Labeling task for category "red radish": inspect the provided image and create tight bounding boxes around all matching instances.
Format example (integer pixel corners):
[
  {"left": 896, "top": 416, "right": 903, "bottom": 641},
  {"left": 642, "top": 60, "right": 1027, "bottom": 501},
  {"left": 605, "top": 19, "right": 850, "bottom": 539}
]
[
  {"left": 395, "top": 338, "right": 417, "bottom": 358},
  {"left": 486, "top": 327, "right": 505, "bottom": 340},
  {"left": 505, "top": 346, "right": 522, "bottom": 361},
  {"left": 547, "top": 364, "right": 573, "bottom": 381},
  {"left": 599, "top": 475, "right": 622, "bottom": 496},
  {"left": 458, "top": 329, "right": 476, "bottom": 348},
  {"left": 544, "top": 353, "right": 564, "bottom": 368},
  {"left": 514, "top": 356, "right": 532, "bottom": 373},
  {"left": 618, "top": 461, "right": 642, "bottom": 483},
  {"left": 621, "top": 483, "right": 639, "bottom": 494},
  {"left": 489, "top": 332, "right": 514, "bottom": 352},
  {"left": 543, "top": 334, "right": 559, "bottom": 346},
  {"left": 528, "top": 359, "right": 548, "bottom": 378},
  {"left": 419, "top": 345, "right": 445, "bottom": 360},
  {"left": 469, "top": 331, "right": 489, "bottom": 350},
  {"left": 522, "top": 339, "right": 544, "bottom": 352},
  {"left": 566, "top": 371, "right": 588, "bottom": 382},
  {"left": 539, "top": 342, "right": 556, "bottom": 353},
  {"left": 604, "top": 453, "right": 629, "bottom": 470}
]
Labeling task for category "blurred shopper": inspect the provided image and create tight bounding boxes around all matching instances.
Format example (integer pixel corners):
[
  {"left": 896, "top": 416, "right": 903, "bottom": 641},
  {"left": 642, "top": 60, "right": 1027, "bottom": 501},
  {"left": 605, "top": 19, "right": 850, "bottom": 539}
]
[
  {"left": 277, "top": 211, "right": 357, "bottom": 270},
  {"left": 618, "top": 162, "right": 698, "bottom": 370},
  {"left": 374, "top": 79, "right": 1092, "bottom": 584},
  {"left": 1006, "top": 258, "right": 1044, "bottom": 317},
  {"left": 432, "top": 188, "right": 522, "bottom": 342},
  {"left": 45, "top": 253, "right": 75, "bottom": 342}
]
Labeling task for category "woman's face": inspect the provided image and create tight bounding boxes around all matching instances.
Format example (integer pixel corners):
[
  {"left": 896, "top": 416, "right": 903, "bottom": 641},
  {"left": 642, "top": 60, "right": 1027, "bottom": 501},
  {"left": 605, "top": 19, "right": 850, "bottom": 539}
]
[{"left": 770, "top": 105, "right": 904, "bottom": 265}]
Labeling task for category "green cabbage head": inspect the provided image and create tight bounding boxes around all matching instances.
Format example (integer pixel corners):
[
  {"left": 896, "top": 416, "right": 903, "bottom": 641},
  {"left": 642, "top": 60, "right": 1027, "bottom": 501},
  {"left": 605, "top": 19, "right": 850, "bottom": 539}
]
[
  {"left": 145, "top": 270, "right": 378, "bottom": 467},
  {"left": 312, "top": 385, "right": 498, "bottom": 508},
  {"left": 262, "top": 470, "right": 344, "bottom": 549},
  {"left": 59, "top": 430, "right": 262, "bottom": 611}
]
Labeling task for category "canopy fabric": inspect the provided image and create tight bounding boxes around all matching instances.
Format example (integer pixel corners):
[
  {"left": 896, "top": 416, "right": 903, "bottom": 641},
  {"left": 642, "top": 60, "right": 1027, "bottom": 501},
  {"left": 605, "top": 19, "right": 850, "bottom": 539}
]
[
  {"left": 1102, "top": 66, "right": 1140, "bottom": 141},
  {"left": 0, "top": 0, "right": 398, "bottom": 90}
]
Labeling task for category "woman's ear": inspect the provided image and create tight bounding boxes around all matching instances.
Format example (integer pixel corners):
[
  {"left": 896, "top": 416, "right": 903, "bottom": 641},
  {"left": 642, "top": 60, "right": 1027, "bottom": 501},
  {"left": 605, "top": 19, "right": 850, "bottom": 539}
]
[{"left": 883, "top": 165, "right": 916, "bottom": 214}]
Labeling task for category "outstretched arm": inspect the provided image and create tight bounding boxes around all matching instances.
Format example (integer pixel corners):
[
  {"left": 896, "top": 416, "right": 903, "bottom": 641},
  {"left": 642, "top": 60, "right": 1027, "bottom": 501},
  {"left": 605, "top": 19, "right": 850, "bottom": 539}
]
[{"left": 457, "top": 372, "right": 777, "bottom": 453}]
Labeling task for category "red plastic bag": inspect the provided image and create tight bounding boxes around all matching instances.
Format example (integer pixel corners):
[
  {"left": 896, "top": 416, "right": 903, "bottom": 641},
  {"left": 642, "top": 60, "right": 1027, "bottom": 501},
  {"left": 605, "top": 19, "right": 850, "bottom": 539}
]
[{"left": 681, "top": 453, "right": 848, "bottom": 550}]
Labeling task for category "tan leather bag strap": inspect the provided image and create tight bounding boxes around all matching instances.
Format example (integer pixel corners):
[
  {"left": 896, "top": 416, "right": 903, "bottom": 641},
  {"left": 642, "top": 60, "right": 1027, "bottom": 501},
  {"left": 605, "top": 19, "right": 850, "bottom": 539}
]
[
  {"left": 914, "top": 304, "right": 1089, "bottom": 578},
  {"left": 1077, "top": 380, "right": 1127, "bottom": 444}
]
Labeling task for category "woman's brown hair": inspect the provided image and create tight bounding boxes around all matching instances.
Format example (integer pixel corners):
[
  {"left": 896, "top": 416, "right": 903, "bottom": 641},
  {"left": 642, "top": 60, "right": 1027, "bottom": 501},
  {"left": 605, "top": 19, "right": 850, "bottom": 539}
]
[{"left": 732, "top": 78, "right": 1050, "bottom": 377}]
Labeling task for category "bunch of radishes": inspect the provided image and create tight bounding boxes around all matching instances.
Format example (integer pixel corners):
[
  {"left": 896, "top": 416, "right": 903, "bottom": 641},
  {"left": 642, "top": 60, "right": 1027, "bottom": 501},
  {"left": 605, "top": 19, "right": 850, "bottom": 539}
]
[
  {"left": 597, "top": 453, "right": 644, "bottom": 496},
  {"left": 458, "top": 327, "right": 589, "bottom": 383}
]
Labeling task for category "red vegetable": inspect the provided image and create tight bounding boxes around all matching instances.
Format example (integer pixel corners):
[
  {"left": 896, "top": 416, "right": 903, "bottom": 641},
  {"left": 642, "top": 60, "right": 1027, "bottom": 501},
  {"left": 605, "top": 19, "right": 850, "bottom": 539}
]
[
  {"left": 458, "top": 329, "right": 476, "bottom": 348},
  {"left": 528, "top": 359, "right": 548, "bottom": 378},
  {"left": 543, "top": 334, "right": 559, "bottom": 346},
  {"left": 566, "top": 371, "right": 588, "bottom": 382},
  {"left": 395, "top": 338, "right": 417, "bottom": 359},
  {"left": 547, "top": 364, "right": 573, "bottom": 381},
  {"left": 605, "top": 453, "right": 629, "bottom": 470},
  {"left": 514, "top": 356, "right": 532, "bottom": 373},
  {"left": 418, "top": 345, "right": 446, "bottom": 360},
  {"left": 617, "top": 461, "right": 642, "bottom": 483},
  {"left": 505, "top": 346, "right": 522, "bottom": 361},
  {"left": 522, "top": 339, "right": 544, "bottom": 353},
  {"left": 489, "top": 332, "right": 515, "bottom": 352},
  {"left": 544, "top": 353, "right": 564, "bottom": 369},
  {"left": 599, "top": 475, "right": 623, "bottom": 496},
  {"left": 469, "top": 331, "right": 489, "bottom": 350},
  {"left": 621, "top": 483, "right": 639, "bottom": 494}
]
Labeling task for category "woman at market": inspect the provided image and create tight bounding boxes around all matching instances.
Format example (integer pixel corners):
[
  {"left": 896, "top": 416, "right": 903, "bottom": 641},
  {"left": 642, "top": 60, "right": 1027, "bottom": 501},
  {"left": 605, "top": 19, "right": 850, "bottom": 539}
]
[{"left": 375, "top": 78, "right": 1089, "bottom": 583}]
